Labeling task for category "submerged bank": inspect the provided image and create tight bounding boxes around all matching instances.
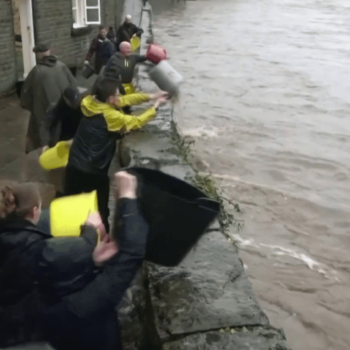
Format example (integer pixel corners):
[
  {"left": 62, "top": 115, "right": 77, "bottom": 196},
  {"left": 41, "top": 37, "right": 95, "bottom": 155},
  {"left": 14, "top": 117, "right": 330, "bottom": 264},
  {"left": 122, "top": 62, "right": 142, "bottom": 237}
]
[{"left": 117, "top": 2, "right": 290, "bottom": 349}]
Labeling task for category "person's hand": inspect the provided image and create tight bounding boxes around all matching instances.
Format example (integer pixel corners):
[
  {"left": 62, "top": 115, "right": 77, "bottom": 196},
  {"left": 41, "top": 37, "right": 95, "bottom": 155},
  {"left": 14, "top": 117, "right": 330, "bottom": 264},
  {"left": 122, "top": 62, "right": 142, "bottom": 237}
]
[
  {"left": 149, "top": 91, "right": 169, "bottom": 100},
  {"left": 114, "top": 171, "right": 137, "bottom": 199},
  {"left": 84, "top": 60, "right": 89, "bottom": 65},
  {"left": 154, "top": 96, "right": 168, "bottom": 109},
  {"left": 86, "top": 212, "right": 107, "bottom": 237},
  {"left": 93, "top": 235, "right": 119, "bottom": 266}
]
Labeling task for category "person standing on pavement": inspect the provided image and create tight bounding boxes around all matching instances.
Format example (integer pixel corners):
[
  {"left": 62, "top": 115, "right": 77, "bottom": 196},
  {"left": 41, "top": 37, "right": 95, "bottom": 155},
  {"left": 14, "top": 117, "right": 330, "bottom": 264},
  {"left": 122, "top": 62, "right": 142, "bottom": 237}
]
[
  {"left": 40, "top": 87, "right": 83, "bottom": 197},
  {"left": 104, "top": 41, "right": 147, "bottom": 113},
  {"left": 64, "top": 78, "right": 168, "bottom": 232},
  {"left": 20, "top": 43, "right": 77, "bottom": 154},
  {"left": 116, "top": 15, "right": 144, "bottom": 51},
  {"left": 41, "top": 87, "right": 83, "bottom": 150},
  {"left": 85, "top": 26, "right": 115, "bottom": 75},
  {"left": 105, "top": 41, "right": 147, "bottom": 91},
  {"left": 107, "top": 26, "right": 117, "bottom": 51}
]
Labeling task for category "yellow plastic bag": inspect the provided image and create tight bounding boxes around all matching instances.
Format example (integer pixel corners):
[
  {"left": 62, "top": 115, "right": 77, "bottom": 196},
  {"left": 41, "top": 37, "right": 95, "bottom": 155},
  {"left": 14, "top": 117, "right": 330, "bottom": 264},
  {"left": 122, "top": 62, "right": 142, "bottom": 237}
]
[
  {"left": 131, "top": 36, "right": 141, "bottom": 51},
  {"left": 50, "top": 191, "right": 98, "bottom": 237},
  {"left": 39, "top": 141, "right": 70, "bottom": 170}
]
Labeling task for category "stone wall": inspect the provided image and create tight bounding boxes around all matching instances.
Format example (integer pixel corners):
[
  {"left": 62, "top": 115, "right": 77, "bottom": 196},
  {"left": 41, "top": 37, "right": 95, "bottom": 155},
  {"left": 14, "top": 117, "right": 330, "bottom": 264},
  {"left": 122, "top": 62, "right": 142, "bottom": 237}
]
[
  {"left": 0, "top": 0, "right": 17, "bottom": 93},
  {"left": 117, "top": 3, "right": 291, "bottom": 350},
  {"left": 32, "top": 0, "right": 123, "bottom": 68},
  {"left": 12, "top": 0, "right": 20, "bottom": 36}
]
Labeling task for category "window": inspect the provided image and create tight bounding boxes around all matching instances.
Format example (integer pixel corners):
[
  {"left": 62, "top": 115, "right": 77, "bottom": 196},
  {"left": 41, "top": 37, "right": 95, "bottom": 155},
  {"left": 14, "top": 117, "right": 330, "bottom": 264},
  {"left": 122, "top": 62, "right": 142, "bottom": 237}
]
[
  {"left": 85, "top": 0, "right": 101, "bottom": 24},
  {"left": 72, "top": 0, "right": 101, "bottom": 28}
]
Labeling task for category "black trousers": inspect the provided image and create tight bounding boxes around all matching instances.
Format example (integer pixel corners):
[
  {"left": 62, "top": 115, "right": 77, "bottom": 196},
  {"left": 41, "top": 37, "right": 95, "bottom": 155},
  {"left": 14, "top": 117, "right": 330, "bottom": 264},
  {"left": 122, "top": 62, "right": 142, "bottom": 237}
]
[{"left": 64, "top": 166, "right": 110, "bottom": 233}]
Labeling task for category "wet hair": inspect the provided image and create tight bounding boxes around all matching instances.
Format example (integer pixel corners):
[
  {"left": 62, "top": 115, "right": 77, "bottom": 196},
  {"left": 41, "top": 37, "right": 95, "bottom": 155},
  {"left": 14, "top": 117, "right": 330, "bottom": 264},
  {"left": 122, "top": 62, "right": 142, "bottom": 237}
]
[
  {"left": 95, "top": 78, "right": 119, "bottom": 103},
  {"left": 0, "top": 184, "right": 40, "bottom": 222}
]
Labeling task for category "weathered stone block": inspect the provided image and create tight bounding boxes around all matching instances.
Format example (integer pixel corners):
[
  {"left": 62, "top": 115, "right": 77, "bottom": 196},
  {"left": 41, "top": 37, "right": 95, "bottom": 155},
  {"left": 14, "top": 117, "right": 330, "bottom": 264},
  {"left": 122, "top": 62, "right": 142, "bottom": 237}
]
[
  {"left": 122, "top": 131, "right": 180, "bottom": 168},
  {"left": 160, "top": 164, "right": 194, "bottom": 181},
  {"left": 146, "top": 231, "right": 269, "bottom": 341},
  {"left": 162, "top": 327, "right": 290, "bottom": 350}
]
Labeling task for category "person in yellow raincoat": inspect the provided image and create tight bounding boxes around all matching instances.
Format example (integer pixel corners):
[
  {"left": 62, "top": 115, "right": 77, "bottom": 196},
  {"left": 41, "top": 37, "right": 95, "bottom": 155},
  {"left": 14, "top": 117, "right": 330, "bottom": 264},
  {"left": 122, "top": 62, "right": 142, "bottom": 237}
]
[{"left": 64, "top": 78, "right": 168, "bottom": 232}]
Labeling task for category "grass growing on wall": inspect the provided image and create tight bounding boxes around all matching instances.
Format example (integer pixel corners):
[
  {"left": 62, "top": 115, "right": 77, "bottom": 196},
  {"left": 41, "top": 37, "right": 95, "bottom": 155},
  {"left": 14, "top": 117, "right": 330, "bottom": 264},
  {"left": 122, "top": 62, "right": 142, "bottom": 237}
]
[{"left": 171, "top": 122, "right": 244, "bottom": 242}]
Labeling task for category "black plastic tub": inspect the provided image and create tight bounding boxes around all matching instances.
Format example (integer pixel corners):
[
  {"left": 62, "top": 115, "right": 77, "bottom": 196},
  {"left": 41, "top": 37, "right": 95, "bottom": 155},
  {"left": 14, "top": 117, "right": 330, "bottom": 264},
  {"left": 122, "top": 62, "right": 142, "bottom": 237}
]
[{"left": 113, "top": 167, "right": 220, "bottom": 267}]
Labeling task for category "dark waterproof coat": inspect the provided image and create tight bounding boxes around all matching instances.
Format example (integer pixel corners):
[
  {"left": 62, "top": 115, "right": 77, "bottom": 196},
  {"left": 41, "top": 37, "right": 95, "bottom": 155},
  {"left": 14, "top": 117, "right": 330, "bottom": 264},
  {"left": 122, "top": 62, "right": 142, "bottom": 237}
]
[
  {"left": 86, "top": 36, "right": 115, "bottom": 74},
  {"left": 0, "top": 199, "right": 149, "bottom": 350},
  {"left": 0, "top": 219, "right": 98, "bottom": 348},
  {"left": 105, "top": 53, "right": 147, "bottom": 84},
  {"left": 41, "top": 198, "right": 149, "bottom": 350},
  {"left": 116, "top": 23, "right": 144, "bottom": 48},
  {"left": 20, "top": 56, "right": 77, "bottom": 153},
  {"left": 40, "top": 96, "right": 83, "bottom": 148}
]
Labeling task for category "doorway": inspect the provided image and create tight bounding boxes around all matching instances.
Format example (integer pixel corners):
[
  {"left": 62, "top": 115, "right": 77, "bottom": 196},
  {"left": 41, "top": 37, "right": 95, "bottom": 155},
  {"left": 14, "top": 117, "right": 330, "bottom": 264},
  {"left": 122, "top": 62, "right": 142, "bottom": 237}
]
[{"left": 11, "top": 0, "right": 36, "bottom": 81}]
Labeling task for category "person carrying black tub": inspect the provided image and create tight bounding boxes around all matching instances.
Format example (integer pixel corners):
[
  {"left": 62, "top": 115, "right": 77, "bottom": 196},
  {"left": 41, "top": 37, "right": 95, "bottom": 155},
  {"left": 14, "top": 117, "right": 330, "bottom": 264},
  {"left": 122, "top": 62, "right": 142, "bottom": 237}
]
[
  {"left": 0, "top": 172, "right": 149, "bottom": 350},
  {"left": 64, "top": 78, "right": 168, "bottom": 232}
]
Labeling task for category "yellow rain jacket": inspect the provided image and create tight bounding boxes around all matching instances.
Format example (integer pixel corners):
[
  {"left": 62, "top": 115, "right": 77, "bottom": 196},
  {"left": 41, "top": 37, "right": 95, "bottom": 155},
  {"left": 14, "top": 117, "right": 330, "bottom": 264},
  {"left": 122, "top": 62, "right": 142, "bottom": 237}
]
[{"left": 68, "top": 93, "right": 156, "bottom": 175}]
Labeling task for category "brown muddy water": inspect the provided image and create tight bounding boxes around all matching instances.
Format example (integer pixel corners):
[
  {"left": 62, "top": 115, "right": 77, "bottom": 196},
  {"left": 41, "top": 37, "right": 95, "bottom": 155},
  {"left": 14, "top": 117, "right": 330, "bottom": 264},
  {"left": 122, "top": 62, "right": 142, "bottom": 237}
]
[{"left": 148, "top": 0, "right": 350, "bottom": 349}]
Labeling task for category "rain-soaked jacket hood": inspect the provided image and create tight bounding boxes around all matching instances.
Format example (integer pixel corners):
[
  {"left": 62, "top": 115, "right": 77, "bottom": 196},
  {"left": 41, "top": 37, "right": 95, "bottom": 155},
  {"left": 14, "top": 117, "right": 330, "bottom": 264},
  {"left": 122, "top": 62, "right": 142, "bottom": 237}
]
[
  {"left": 38, "top": 55, "right": 58, "bottom": 67},
  {"left": 81, "top": 95, "right": 116, "bottom": 118}
]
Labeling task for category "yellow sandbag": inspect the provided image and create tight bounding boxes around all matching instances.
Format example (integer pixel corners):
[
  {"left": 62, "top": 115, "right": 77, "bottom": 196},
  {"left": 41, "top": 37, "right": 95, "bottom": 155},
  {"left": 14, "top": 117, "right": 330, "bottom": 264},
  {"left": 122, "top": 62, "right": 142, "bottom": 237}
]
[
  {"left": 39, "top": 141, "right": 70, "bottom": 170},
  {"left": 131, "top": 36, "right": 141, "bottom": 51},
  {"left": 122, "top": 83, "right": 136, "bottom": 95},
  {"left": 50, "top": 191, "right": 98, "bottom": 237}
]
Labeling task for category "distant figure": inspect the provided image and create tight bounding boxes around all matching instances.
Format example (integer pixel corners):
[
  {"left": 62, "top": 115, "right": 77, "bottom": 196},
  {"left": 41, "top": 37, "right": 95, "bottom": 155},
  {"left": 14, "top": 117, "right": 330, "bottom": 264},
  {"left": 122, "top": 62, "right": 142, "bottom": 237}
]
[
  {"left": 104, "top": 41, "right": 147, "bottom": 113},
  {"left": 105, "top": 41, "right": 147, "bottom": 87},
  {"left": 20, "top": 43, "right": 77, "bottom": 154},
  {"left": 116, "top": 15, "right": 144, "bottom": 51},
  {"left": 107, "top": 26, "right": 117, "bottom": 51},
  {"left": 85, "top": 26, "right": 115, "bottom": 74}
]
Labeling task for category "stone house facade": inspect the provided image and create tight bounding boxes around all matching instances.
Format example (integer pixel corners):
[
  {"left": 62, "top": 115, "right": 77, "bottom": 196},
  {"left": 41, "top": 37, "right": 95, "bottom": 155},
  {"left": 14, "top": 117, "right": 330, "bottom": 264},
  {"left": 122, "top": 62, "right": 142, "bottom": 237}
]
[{"left": 0, "top": 0, "right": 125, "bottom": 94}]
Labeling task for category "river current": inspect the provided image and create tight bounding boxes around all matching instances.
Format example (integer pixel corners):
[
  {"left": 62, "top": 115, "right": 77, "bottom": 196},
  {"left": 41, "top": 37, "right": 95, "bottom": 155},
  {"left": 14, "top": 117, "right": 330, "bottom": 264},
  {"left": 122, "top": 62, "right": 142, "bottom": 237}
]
[{"left": 148, "top": 0, "right": 350, "bottom": 349}]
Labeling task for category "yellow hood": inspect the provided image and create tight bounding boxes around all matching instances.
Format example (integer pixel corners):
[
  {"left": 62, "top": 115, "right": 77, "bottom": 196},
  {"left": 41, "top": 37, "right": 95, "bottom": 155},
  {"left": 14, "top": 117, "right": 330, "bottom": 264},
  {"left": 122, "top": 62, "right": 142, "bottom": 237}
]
[{"left": 81, "top": 95, "right": 115, "bottom": 117}]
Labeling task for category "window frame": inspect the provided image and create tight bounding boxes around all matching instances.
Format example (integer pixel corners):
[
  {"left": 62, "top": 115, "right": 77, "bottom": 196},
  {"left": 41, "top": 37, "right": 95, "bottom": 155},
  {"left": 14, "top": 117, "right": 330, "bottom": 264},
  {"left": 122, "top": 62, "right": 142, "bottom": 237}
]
[
  {"left": 72, "top": 0, "right": 101, "bottom": 28},
  {"left": 84, "top": 0, "right": 101, "bottom": 25}
]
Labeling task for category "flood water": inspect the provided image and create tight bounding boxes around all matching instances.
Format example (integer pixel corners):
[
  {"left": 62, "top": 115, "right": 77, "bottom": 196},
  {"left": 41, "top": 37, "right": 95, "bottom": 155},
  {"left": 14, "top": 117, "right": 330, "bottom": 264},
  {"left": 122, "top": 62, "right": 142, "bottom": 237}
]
[{"left": 148, "top": 0, "right": 350, "bottom": 349}]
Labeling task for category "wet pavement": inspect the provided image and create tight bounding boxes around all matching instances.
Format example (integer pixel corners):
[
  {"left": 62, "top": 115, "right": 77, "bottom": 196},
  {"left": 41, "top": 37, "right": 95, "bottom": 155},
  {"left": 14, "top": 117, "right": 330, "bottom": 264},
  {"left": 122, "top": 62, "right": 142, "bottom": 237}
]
[{"left": 148, "top": 0, "right": 350, "bottom": 349}]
